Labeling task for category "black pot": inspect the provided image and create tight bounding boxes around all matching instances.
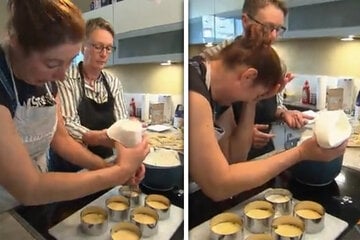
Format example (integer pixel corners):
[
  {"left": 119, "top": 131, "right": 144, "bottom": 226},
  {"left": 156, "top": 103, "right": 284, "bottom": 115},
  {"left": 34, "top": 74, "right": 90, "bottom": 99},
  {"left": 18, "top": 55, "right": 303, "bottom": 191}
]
[
  {"left": 290, "top": 155, "right": 343, "bottom": 186},
  {"left": 142, "top": 152, "right": 183, "bottom": 191}
]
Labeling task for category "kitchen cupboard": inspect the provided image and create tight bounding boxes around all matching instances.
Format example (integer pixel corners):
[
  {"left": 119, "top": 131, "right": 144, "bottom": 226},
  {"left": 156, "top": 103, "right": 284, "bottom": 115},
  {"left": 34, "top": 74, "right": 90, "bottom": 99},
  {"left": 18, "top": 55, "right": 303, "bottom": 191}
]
[
  {"left": 113, "top": 22, "right": 183, "bottom": 65},
  {"left": 284, "top": 0, "right": 360, "bottom": 39},
  {"left": 82, "top": 0, "right": 183, "bottom": 65},
  {"left": 83, "top": 4, "right": 114, "bottom": 26},
  {"left": 83, "top": 0, "right": 183, "bottom": 33},
  {"left": 112, "top": 0, "right": 183, "bottom": 34},
  {"left": 189, "top": 0, "right": 360, "bottom": 44}
]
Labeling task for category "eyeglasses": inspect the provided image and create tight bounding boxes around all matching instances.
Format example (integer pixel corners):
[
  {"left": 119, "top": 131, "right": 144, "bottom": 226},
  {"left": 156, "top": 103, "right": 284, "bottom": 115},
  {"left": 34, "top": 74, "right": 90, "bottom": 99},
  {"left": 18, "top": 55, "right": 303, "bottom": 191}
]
[
  {"left": 247, "top": 14, "right": 287, "bottom": 36},
  {"left": 89, "top": 43, "right": 116, "bottom": 54}
]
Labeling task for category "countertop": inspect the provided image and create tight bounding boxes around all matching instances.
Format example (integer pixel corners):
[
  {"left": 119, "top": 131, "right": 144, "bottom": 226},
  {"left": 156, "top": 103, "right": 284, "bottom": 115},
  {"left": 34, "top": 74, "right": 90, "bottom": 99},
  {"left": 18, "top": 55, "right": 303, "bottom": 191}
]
[
  {"left": 12, "top": 184, "right": 184, "bottom": 240},
  {"left": 3, "top": 127, "right": 184, "bottom": 240},
  {"left": 189, "top": 165, "right": 360, "bottom": 239},
  {"left": 283, "top": 100, "right": 319, "bottom": 111}
]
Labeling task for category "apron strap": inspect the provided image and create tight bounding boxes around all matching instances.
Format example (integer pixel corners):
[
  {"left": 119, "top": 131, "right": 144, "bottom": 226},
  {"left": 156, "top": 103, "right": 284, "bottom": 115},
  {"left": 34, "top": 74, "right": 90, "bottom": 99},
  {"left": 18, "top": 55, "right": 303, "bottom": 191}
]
[
  {"left": 0, "top": 50, "right": 17, "bottom": 116},
  {"left": 78, "top": 62, "right": 114, "bottom": 101}
]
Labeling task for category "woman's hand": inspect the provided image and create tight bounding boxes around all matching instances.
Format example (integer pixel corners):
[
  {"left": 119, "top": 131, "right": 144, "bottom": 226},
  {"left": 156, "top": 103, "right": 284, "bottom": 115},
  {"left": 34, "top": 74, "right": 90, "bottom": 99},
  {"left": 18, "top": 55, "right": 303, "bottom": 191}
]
[
  {"left": 125, "top": 164, "right": 146, "bottom": 185},
  {"left": 281, "top": 110, "right": 314, "bottom": 129},
  {"left": 252, "top": 124, "right": 274, "bottom": 149},
  {"left": 114, "top": 137, "right": 150, "bottom": 173},
  {"left": 298, "top": 136, "right": 347, "bottom": 162},
  {"left": 257, "top": 72, "right": 295, "bottom": 101}
]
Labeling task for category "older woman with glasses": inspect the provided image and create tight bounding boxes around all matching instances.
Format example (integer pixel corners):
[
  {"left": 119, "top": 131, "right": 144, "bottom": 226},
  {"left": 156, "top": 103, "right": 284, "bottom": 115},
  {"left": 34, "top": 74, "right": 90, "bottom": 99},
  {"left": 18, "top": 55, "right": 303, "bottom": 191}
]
[
  {"left": 48, "top": 17, "right": 131, "bottom": 172},
  {"left": 202, "top": 0, "right": 313, "bottom": 162}
]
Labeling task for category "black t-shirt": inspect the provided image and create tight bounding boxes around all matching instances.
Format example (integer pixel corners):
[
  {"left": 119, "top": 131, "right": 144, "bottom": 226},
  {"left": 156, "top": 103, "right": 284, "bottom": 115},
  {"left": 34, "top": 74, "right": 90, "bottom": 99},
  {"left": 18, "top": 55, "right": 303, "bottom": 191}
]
[
  {"left": 189, "top": 57, "right": 212, "bottom": 107},
  {"left": 189, "top": 56, "right": 244, "bottom": 123},
  {"left": 0, "top": 47, "right": 58, "bottom": 117},
  {"left": 189, "top": 56, "right": 224, "bottom": 124}
]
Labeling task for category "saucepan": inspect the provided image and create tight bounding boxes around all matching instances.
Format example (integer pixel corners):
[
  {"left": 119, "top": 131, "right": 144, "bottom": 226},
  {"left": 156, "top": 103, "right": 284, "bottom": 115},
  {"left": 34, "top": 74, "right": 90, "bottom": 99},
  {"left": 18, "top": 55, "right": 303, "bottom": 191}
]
[
  {"left": 142, "top": 148, "right": 183, "bottom": 191},
  {"left": 290, "top": 154, "right": 343, "bottom": 186}
]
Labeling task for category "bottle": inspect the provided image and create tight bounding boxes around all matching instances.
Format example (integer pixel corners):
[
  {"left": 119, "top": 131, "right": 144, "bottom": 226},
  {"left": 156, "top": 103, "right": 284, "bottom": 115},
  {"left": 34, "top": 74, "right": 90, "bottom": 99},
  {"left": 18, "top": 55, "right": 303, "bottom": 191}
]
[
  {"left": 94, "top": 0, "right": 101, "bottom": 9},
  {"left": 129, "top": 98, "right": 136, "bottom": 117},
  {"left": 302, "top": 80, "right": 310, "bottom": 104},
  {"left": 354, "top": 90, "right": 360, "bottom": 120},
  {"left": 89, "top": 0, "right": 95, "bottom": 10},
  {"left": 173, "top": 104, "right": 184, "bottom": 128}
]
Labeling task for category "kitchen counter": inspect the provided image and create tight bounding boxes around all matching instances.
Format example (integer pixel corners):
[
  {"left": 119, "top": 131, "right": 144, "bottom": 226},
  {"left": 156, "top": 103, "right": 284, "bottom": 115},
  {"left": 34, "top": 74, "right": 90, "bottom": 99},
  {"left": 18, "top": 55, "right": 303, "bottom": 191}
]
[
  {"left": 11, "top": 184, "right": 183, "bottom": 240},
  {"left": 189, "top": 165, "right": 360, "bottom": 239},
  {"left": 4, "top": 127, "right": 184, "bottom": 239},
  {"left": 283, "top": 100, "right": 318, "bottom": 111}
]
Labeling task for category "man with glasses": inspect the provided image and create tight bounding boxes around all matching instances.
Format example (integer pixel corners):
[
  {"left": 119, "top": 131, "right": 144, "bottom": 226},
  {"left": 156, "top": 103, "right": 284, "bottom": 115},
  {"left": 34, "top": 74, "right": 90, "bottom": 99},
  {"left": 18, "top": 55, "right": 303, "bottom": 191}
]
[
  {"left": 203, "top": 0, "right": 313, "bottom": 162},
  {"left": 48, "top": 17, "right": 129, "bottom": 172}
]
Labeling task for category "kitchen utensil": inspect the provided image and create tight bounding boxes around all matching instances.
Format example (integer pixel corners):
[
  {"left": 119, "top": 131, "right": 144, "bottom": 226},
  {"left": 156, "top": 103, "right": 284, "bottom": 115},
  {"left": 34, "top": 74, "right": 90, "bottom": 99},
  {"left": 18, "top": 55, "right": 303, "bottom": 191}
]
[
  {"left": 106, "top": 195, "right": 130, "bottom": 222},
  {"left": 209, "top": 212, "right": 243, "bottom": 240},
  {"left": 145, "top": 194, "right": 171, "bottom": 220},
  {"left": 290, "top": 155, "right": 343, "bottom": 186},
  {"left": 271, "top": 215, "right": 304, "bottom": 239},
  {"left": 294, "top": 201, "right": 325, "bottom": 234},
  {"left": 80, "top": 206, "right": 108, "bottom": 236},
  {"left": 244, "top": 200, "right": 275, "bottom": 234},
  {"left": 107, "top": 119, "right": 142, "bottom": 147},
  {"left": 143, "top": 150, "right": 183, "bottom": 191},
  {"left": 264, "top": 188, "right": 292, "bottom": 216},
  {"left": 130, "top": 206, "right": 159, "bottom": 237},
  {"left": 119, "top": 185, "right": 141, "bottom": 208},
  {"left": 110, "top": 222, "right": 141, "bottom": 240},
  {"left": 245, "top": 233, "right": 273, "bottom": 240}
]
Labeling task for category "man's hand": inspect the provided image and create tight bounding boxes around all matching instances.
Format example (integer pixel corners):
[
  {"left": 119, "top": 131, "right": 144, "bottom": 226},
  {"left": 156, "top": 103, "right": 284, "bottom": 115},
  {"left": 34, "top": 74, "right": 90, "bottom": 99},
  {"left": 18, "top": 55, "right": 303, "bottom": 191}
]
[
  {"left": 256, "top": 72, "right": 295, "bottom": 101},
  {"left": 252, "top": 124, "right": 275, "bottom": 149},
  {"left": 281, "top": 110, "right": 314, "bottom": 129}
]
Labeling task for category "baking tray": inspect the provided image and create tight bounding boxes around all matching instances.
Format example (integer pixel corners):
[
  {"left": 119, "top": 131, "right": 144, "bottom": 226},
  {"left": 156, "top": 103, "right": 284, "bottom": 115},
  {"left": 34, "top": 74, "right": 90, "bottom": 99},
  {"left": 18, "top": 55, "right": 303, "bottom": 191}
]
[
  {"left": 347, "top": 133, "right": 360, "bottom": 147},
  {"left": 49, "top": 186, "right": 183, "bottom": 240},
  {"left": 189, "top": 188, "right": 348, "bottom": 240}
]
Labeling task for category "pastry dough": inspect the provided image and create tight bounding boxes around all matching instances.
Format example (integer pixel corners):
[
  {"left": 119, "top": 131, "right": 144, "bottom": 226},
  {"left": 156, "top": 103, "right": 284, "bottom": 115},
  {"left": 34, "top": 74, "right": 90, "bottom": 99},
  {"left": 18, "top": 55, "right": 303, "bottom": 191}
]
[
  {"left": 265, "top": 194, "right": 290, "bottom": 203},
  {"left": 82, "top": 213, "right": 106, "bottom": 224},
  {"left": 348, "top": 132, "right": 360, "bottom": 147},
  {"left": 132, "top": 213, "right": 156, "bottom": 225},
  {"left": 107, "top": 201, "right": 128, "bottom": 211},
  {"left": 211, "top": 222, "right": 241, "bottom": 235},
  {"left": 296, "top": 209, "right": 322, "bottom": 219},
  {"left": 274, "top": 224, "right": 302, "bottom": 237},
  {"left": 112, "top": 229, "right": 139, "bottom": 240},
  {"left": 144, "top": 149, "right": 181, "bottom": 167},
  {"left": 246, "top": 209, "right": 272, "bottom": 219},
  {"left": 148, "top": 132, "right": 183, "bottom": 151},
  {"left": 146, "top": 200, "right": 169, "bottom": 210}
]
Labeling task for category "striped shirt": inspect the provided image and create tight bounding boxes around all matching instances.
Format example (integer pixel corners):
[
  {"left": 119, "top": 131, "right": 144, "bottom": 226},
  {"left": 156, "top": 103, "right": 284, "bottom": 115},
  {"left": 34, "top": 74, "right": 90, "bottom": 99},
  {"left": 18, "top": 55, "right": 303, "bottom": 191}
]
[
  {"left": 201, "top": 40, "right": 287, "bottom": 110},
  {"left": 57, "top": 63, "right": 129, "bottom": 141}
]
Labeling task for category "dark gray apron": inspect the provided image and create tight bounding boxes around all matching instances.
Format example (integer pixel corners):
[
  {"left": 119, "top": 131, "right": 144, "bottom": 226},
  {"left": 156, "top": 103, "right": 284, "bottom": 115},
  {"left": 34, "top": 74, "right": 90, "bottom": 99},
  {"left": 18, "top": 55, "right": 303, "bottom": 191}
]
[
  {"left": 247, "top": 96, "right": 277, "bottom": 159},
  {"left": 48, "top": 62, "right": 115, "bottom": 172}
]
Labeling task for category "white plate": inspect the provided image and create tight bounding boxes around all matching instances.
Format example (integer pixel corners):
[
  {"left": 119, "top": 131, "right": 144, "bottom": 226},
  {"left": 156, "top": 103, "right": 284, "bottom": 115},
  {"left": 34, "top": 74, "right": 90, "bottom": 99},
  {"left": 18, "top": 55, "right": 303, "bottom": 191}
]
[{"left": 147, "top": 125, "right": 172, "bottom": 132}]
